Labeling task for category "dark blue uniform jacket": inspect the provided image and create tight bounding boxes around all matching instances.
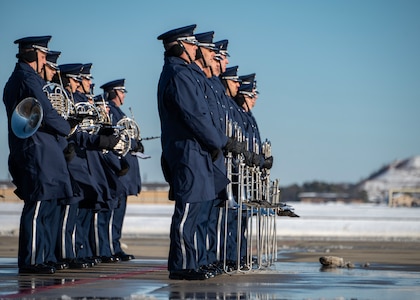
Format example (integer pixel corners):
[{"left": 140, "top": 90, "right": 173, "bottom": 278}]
[
  {"left": 3, "top": 62, "right": 73, "bottom": 202},
  {"left": 108, "top": 100, "right": 142, "bottom": 196},
  {"left": 157, "top": 56, "right": 228, "bottom": 203}
]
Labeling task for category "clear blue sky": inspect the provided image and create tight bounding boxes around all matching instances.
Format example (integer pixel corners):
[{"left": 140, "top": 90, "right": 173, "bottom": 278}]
[{"left": 1, "top": 0, "right": 419, "bottom": 186}]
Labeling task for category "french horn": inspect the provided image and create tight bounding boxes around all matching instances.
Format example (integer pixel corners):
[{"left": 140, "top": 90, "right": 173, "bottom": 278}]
[
  {"left": 112, "top": 117, "right": 140, "bottom": 156},
  {"left": 11, "top": 97, "right": 43, "bottom": 139},
  {"left": 73, "top": 102, "right": 100, "bottom": 133},
  {"left": 112, "top": 128, "right": 131, "bottom": 157},
  {"left": 116, "top": 116, "right": 140, "bottom": 141},
  {"left": 42, "top": 82, "right": 73, "bottom": 119},
  {"left": 42, "top": 82, "right": 80, "bottom": 135},
  {"left": 95, "top": 102, "right": 111, "bottom": 125}
]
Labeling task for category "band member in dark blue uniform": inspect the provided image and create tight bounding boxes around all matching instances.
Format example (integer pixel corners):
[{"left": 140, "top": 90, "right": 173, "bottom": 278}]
[
  {"left": 40, "top": 50, "right": 73, "bottom": 271},
  {"left": 55, "top": 63, "right": 92, "bottom": 269},
  {"left": 192, "top": 32, "right": 246, "bottom": 276},
  {"left": 73, "top": 63, "right": 99, "bottom": 266},
  {"left": 3, "top": 36, "right": 74, "bottom": 274},
  {"left": 73, "top": 63, "right": 117, "bottom": 266},
  {"left": 53, "top": 63, "right": 121, "bottom": 268},
  {"left": 219, "top": 66, "right": 257, "bottom": 269},
  {"left": 233, "top": 77, "right": 274, "bottom": 265},
  {"left": 192, "top": 31, "right": 222, "bottom": 276},
  {"left": 90, "top": 118, "right": 127, "bottom": 264},
  {"left": 236, "top": 75, "right": 273, "bottom": 170},
  {"left": 100, "top": 78, "right": 142, "bottom": 261},
  {"left": 207, "top": 39, "right": 236, "bottom": 269},
  {"left": 157, "top": 25, "right": 232, "bottom": 280},
  {"left": 88, "top": 93, "right": 127, "bottom": 263}
]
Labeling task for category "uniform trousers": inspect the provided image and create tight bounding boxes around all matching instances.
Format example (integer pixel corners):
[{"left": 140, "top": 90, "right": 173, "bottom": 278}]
[
  {"left": 240, "top": 210, "right": 249, "bottom": 261},
  {"left": 44, "top": 200, "right": 62, "bottom": 264},
  {"left": 75, "top": 206, "right": 94, "bottom": 259},
  {"left": 215, "top": 206, "right": 225, "bottom": 263},
  {"left": 227, "top": 208, "right": 249, "bottom": 263},
  {"left": 168, "top": 201, "right": 202, "bottom": 272},
  {"left": 18, "top": 199, "right": 60, "bottom": 267},
  {"left": 92, "top": 209, "right": 113, "bottom": 257},
  {"left": 204, "top": 199, "right": 222, "bottom": 265},
  {"left": 195, "top": 199, "right": 213, "bottom": 267},
  {"left": 226, "top": 208, "right": 239, "bottom": 262},
  {"left": 56, "top": 203, "right": 78, "bottom": 260},
  {"left": 111, "top": 195, "right": 127, "bottom": 255}
]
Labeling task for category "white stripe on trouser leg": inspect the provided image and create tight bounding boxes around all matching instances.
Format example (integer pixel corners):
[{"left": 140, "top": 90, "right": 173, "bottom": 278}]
[
  {"left": 62, "top": 205, "right": 70, "bottom": 259},
  {"left": 31, "top": 202, "right": 41, "bottom": 265},
  {"left": 194, "top": 232, "right": 198, "bottom": 264},
  {"left": 216, "top": 207, "right": 223, "bottom": 261},
  {"left": 93, "top": 212, "right": 99, "bottom": 257},
  {"left": 72, "top": 219, "right": 77, "bottom": 258},
  {"left": 180, "top": 203, "right": 190, "bottom": 270},
  {"left": 109, "top": 210, "right": 115, "bottom": 255}
]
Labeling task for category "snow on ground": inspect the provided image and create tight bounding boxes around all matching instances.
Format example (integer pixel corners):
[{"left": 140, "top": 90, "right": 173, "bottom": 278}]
[{"left": 1, "top": 202, "right": 419, "bottom": 241}]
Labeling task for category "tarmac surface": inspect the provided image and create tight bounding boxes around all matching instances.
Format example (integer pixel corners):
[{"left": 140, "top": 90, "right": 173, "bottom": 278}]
[
  {"left": 1, "top": 202, "right": 420, "bottom": 299},
  {"left": 0, "top": 239, "right": 420, "bottom": 300}
]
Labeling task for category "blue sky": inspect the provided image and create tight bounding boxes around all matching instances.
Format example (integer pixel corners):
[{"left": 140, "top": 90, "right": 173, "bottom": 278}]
[{"left": 1, "top": 0, "right": 419, "bottom": 186}]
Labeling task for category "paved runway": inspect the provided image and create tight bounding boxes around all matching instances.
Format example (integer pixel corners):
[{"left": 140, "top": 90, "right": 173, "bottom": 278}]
[
  {"left": 1, "top": 202, "right": 420, "bottom": 299},
  {"left": 1, "top": 257, "right": 420, "bottom": 299}
]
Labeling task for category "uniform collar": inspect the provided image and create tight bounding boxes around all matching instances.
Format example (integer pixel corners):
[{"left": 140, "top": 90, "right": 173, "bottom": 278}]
[
  {"left": 165, "top": 56, "right": 190, "bottom": 65},
  {"left": 107, "top": 99, "right": 117, "bottom": 108},
  {"left": 17, "top": 61, "right": 38, "bottom": 75}
]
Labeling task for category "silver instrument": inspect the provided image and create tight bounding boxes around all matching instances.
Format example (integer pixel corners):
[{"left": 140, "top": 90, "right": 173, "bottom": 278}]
[
  {"left": 116, "top": 116, "right": 140, "bottom": 141},
  {"left": 94, "top": 96, "right": 112, "bottom": 126},
  {"left": 90, "top": 96, "right": 130, "bottom": 156},
  {"left": 113, "top": 115, "right": 141, "bottom": 156},
  {"left": 219, "top": 118, "right": 298, "bottom": 274},
  {"left": 42, "top": 81, "right": 79, "bottom": 135},
  {"left": 11, "top": 97, "right": 43, "bottom": 138},
  {"left": 112, "top": 127, "right": 131, "bottom": 157},
  {"left": 73, "top": 102, "right": 100, "bottom": 133},
  {"left": 42, "top": 82, "right": 73, "bottom": 119}
]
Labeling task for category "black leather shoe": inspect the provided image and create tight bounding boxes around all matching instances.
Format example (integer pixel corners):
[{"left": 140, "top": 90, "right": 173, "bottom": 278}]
[
  {"left": 200, "top": 264, "right": 222, "bottom": 276},
  {"left": 89, "top": 256, "right": 102, "bottom": 264},
  {"left": 225, "top": 260, "right": 237, "bottom": 272},
  {"left": 169, "top": 269, "right": 209, "bottom": 280},
  {"left": 19, "top": 264, "right": 56, "bottom": 274},
  {"left": 226, "top": 259, "right": 248, "bottom": 272},
  {"left": 80, "top": 258, "right": 96, "bottom": 267},
  {"left": 63, "top": 258, "right": 89, "bottom": 269},
  {"left": 199, "top": 265, "right": 215, "bottom": 278},
  {"left": 45, "top": 261, "right": 69, "bottom": 270},
  {"left": 115, "top": 252, "right": 135, "bottom": 261},
  {"left": 100, "top": 256, "right": 120, "bottom": 263}
]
